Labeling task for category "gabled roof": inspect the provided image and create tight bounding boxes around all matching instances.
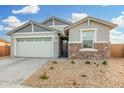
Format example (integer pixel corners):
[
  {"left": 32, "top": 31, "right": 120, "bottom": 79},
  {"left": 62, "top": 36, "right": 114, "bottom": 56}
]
[
  {"left": 65, "top": 16, "right": 118, "bottom": 30},
  {"left": 7, "top": 20, "right": 62, "bottom": 36},
  {"left": 41, "top": 16, "right": 72, "bottom": 25}
]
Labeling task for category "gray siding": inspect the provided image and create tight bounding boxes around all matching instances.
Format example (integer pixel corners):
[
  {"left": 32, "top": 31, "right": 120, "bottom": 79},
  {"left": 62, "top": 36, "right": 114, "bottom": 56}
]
[
  {"left": 33, "top": 24, "right": 51, "bottom": 32},
  {"left": 69, "top": 21, "right": 88, "bottom": 42},
  {"left": 50, "top": 26, "right": 67, "bottom": 32},
  {"left": 69, "top": 20, "right": 110, "bottom": 43},
  {"left": 15, "top": 24, "right": 32, "bottom": 33},
  {"left": 54, "top": 19, "right": 69, "bottom": 25},
  {"left": 43, "top": 19, "right": 53, "bottom": 26},
  {"left": 42, "top": 19, "right": 70, "bottom": 26}
]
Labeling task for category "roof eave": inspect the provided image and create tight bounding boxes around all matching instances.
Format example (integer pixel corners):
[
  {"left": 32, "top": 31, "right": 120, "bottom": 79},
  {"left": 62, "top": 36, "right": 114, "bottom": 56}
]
[
  {"left": 65, "top": 16, "right": 118, "bottom": 30},
  {"left": 7, "top": 20, "right": 62, "bottom": 36}
]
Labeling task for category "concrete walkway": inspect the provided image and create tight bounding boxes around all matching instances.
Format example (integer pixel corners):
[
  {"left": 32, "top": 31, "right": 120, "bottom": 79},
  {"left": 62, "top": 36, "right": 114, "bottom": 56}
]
[{"left": 0, "top": 57, "right": 48, "bottom": 88}]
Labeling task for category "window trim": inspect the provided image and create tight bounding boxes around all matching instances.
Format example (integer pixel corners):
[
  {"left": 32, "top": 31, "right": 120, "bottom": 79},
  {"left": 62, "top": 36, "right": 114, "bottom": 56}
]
[{"left": 80, "top": 28, "right": 97, "bottom": 49}]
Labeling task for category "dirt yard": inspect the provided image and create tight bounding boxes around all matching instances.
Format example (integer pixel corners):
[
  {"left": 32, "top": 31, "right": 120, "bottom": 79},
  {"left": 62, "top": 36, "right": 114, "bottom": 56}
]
[{"left": 22, "top": 58, "right": 124, "bottom": 88}]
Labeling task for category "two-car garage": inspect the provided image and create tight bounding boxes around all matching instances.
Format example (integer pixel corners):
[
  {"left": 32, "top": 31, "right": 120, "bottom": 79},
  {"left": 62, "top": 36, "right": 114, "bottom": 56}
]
[
  {"left": 17, "top": 37, "right": 53, "bottom": 57},
  {"left": 8, "top": 21, "right": 60, "bottom": 58}
]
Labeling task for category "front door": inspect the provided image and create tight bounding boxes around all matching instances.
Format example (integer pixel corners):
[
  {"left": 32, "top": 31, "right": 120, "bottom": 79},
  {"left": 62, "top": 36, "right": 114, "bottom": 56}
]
[{"left": 62, "top": 39, "right": 68, "bottom": 57}]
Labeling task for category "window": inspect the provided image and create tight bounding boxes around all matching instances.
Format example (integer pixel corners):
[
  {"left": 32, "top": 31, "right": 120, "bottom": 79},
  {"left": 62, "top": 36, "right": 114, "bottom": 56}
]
[{"left": 82, "top": 31, "right": 94, "bottom": 48}]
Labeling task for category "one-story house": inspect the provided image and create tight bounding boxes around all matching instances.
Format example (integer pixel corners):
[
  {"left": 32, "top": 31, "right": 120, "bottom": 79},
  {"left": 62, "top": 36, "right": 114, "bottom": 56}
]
[
  {"left": 7, "top": 16, "right": 117, "bottom": 60},
  {"left": 0, "top": 38, "right": 10, "bottom": 56}
]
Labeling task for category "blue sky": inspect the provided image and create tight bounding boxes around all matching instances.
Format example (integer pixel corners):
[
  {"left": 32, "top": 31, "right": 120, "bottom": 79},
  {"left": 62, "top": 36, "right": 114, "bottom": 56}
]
[{"left": 0, "top": 5, "right": 124, "bottom": 43}]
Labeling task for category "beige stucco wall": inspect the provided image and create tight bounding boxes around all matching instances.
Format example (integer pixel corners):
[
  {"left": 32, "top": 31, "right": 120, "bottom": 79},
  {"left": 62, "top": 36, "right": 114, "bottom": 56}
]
[{"left": 69, "top": 20, "right": 110, "bottom": 43}]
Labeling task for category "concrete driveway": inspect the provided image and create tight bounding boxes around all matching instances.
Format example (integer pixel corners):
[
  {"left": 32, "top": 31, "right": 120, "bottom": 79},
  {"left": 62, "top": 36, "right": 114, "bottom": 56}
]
[{"left": 0, "top": 57, "right": 49, "bottom": 88}]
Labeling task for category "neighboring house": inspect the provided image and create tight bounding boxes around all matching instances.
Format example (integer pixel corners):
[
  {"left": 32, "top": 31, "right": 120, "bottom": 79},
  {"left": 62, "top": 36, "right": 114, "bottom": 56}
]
[
  {"left": 7, "top": 16, "right": 117, "bottom": 60},
  {"left": 0, "top": 39, "right": 10, "bottom": 56}
]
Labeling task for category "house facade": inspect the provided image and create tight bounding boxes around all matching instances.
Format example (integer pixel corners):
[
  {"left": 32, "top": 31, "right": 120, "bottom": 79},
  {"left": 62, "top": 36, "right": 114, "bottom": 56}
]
[{"left": 7, "top": 16, "right": 117, "bottom": 60}]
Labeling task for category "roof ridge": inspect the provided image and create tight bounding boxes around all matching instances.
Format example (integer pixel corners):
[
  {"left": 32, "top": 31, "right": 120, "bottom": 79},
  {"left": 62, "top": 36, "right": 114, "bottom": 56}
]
[{"left": 41, "top": 16, "right": 72, "bottom": 25}]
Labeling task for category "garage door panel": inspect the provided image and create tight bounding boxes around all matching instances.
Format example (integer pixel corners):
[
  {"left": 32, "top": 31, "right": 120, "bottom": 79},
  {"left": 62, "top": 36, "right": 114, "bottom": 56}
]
[{"left": 17, "top": 37, "right": 52, "bottom": 57}]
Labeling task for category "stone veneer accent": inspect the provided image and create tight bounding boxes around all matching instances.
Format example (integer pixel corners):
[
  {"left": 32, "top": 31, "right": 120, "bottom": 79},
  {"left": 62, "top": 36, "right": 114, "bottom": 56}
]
[{"left": 68, "top": 43, "right": 110, "bottom": 60}]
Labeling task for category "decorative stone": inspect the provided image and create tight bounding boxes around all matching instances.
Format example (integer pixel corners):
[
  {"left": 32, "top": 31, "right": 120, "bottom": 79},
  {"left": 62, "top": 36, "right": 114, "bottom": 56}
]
[{"left": 68, "top": 43, "right": 110, "bottom": 60}]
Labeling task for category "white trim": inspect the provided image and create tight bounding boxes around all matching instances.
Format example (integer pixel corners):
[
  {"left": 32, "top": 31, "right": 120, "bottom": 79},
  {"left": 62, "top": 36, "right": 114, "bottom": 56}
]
[
  {"left": 95, "top": 41, "right": 110, "bottom": 43},
  {"left": 31, "top": 22, "right": 34, "bottom": 32},
  {"left": 65, "top": 16, "right": 117, "bottom": 30},
  {"left": 94, "top": 29, "right": 97, "bottom": 42},
  {"left": 51, "top": 35, "right": 54, "bottom": 57},
  {"left": 49, "top": 25, "right": 68, "bottom": 27},
  {"left": 13, "top": 31, "right": 54, "bottom": 35},
  {"left": 80, "top": 28, "right": 97, "bottom": 43},
  {"left": 80, "top": 28, "right": 97, "bottom": 49},
  {"left": 68, "top": 41, "right": 110, "bottom": 44},
  {"left": 79, "top": 48, "right": 98, "bottom": 51},
  {"left": 53, "top": 18, "right": 55, "bottom": 26},
  {"left": 15, "top": 35, "right": 54, "bottom": 39},
  {"left": 87, "top": 18, "right": 90, "bottom": 26},
  {"left": 68, "top": 41, "right": 81, "bottom": 43},
  {"left": 13, "top": 37, "right": 17, "bottom": 56},
  {"left": 15, "top": 35, "right": 54, "bottom": 57}
]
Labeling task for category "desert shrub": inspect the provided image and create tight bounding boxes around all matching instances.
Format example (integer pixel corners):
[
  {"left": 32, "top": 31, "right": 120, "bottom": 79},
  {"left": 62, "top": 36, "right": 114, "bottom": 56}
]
[
  {"left": 39, "top": 72, "right": 49, "bottom": 80},
  {"left": 52, "top": 61, "right": 57, "bottom": 64},
  {"left": 80, "top": 74, "right": 87, "bottom": 77},
  {"left": 94, "top": 62, "right": 96, "bottom": 64},
  {"left": 72, "top": 81, "right": 77, "bottom": 85},
  {"left": 85, "top": 61, "right": 90, "bottom": 64},
  {"left": 50, "top": 66, "right": 54, "bottom": 70},
  {"left": 71, "top": 60, "right": 75, "bottom": 64},
  {"left": 96, "top": 64, "right": 99, "bottom": 66},
  {"left": 102, "top": 60, "right": 107, "bottom": 65}
]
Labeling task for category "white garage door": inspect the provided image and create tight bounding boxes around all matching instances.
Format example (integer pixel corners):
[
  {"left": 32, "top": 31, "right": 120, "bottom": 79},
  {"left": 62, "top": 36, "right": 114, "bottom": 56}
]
[{"left": 17, "top": 37, "right": 53, "bottom": 57}]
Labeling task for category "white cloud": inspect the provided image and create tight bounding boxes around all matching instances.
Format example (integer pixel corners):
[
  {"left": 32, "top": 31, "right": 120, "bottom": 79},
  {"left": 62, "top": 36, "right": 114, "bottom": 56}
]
[
  {"left": 70, "top": 13, "right": 88, "bottom": 22},
  {"left": 0, "top": 25, "right": 4, "bottom": 31},
  {"left": 110, "top": 30, "right": 124, "bottom": 43},
  {"left": 12, "top": 5, "right": 40, "bottom": 14},
  {"left": 110, "top": 29, "right": 122, "bottom": 35},
  {"left": 2, "top": 16, "right": 27, "bottom": 30},
  {"left": 111, "top": 11, "right": 124, "bottom": 43},
  {"left": 0, "top": 25, "right": 13, "bottom": 31},
  {"left": 112, "top": 11, "right": 124, "bottom": 28}
]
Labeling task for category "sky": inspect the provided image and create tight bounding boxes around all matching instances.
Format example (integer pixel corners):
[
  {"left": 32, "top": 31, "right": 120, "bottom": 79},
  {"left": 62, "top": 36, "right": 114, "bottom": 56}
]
[{"left": 0, "top": 5, "right": 124, "bottom": 43}]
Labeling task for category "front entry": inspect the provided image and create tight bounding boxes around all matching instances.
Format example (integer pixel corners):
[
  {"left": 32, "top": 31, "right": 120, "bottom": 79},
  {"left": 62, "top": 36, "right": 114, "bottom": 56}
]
[{"left": 60, "top": 37, "right": 68, "bottom": 57}]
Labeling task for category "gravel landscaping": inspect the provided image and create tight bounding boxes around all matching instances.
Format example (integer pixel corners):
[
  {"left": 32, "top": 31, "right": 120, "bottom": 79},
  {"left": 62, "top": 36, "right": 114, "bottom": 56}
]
[{"left": 22, "top": 58, "right": 124, "bottom": 88}]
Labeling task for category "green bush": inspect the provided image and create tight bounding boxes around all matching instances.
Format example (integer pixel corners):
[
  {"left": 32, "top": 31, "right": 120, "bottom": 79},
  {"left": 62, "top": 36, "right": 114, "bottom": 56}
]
[
  {"left": 102, "top": 60, "right": 107, "bottom": 65},
  {"left": 85, "top": 61, "right": 90, "bottom": 64},
  {"left": 39, "top": 72, "right": 49, "bottom": 80},
  {"left": 71, "top": 60, "right": 75, "bottom": 64},
  {"left": 96, "top": 64, "right": 99, "bottom": 66},
  {"left": 52, "top": 61, "right": 57, "bottom": 64}
]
